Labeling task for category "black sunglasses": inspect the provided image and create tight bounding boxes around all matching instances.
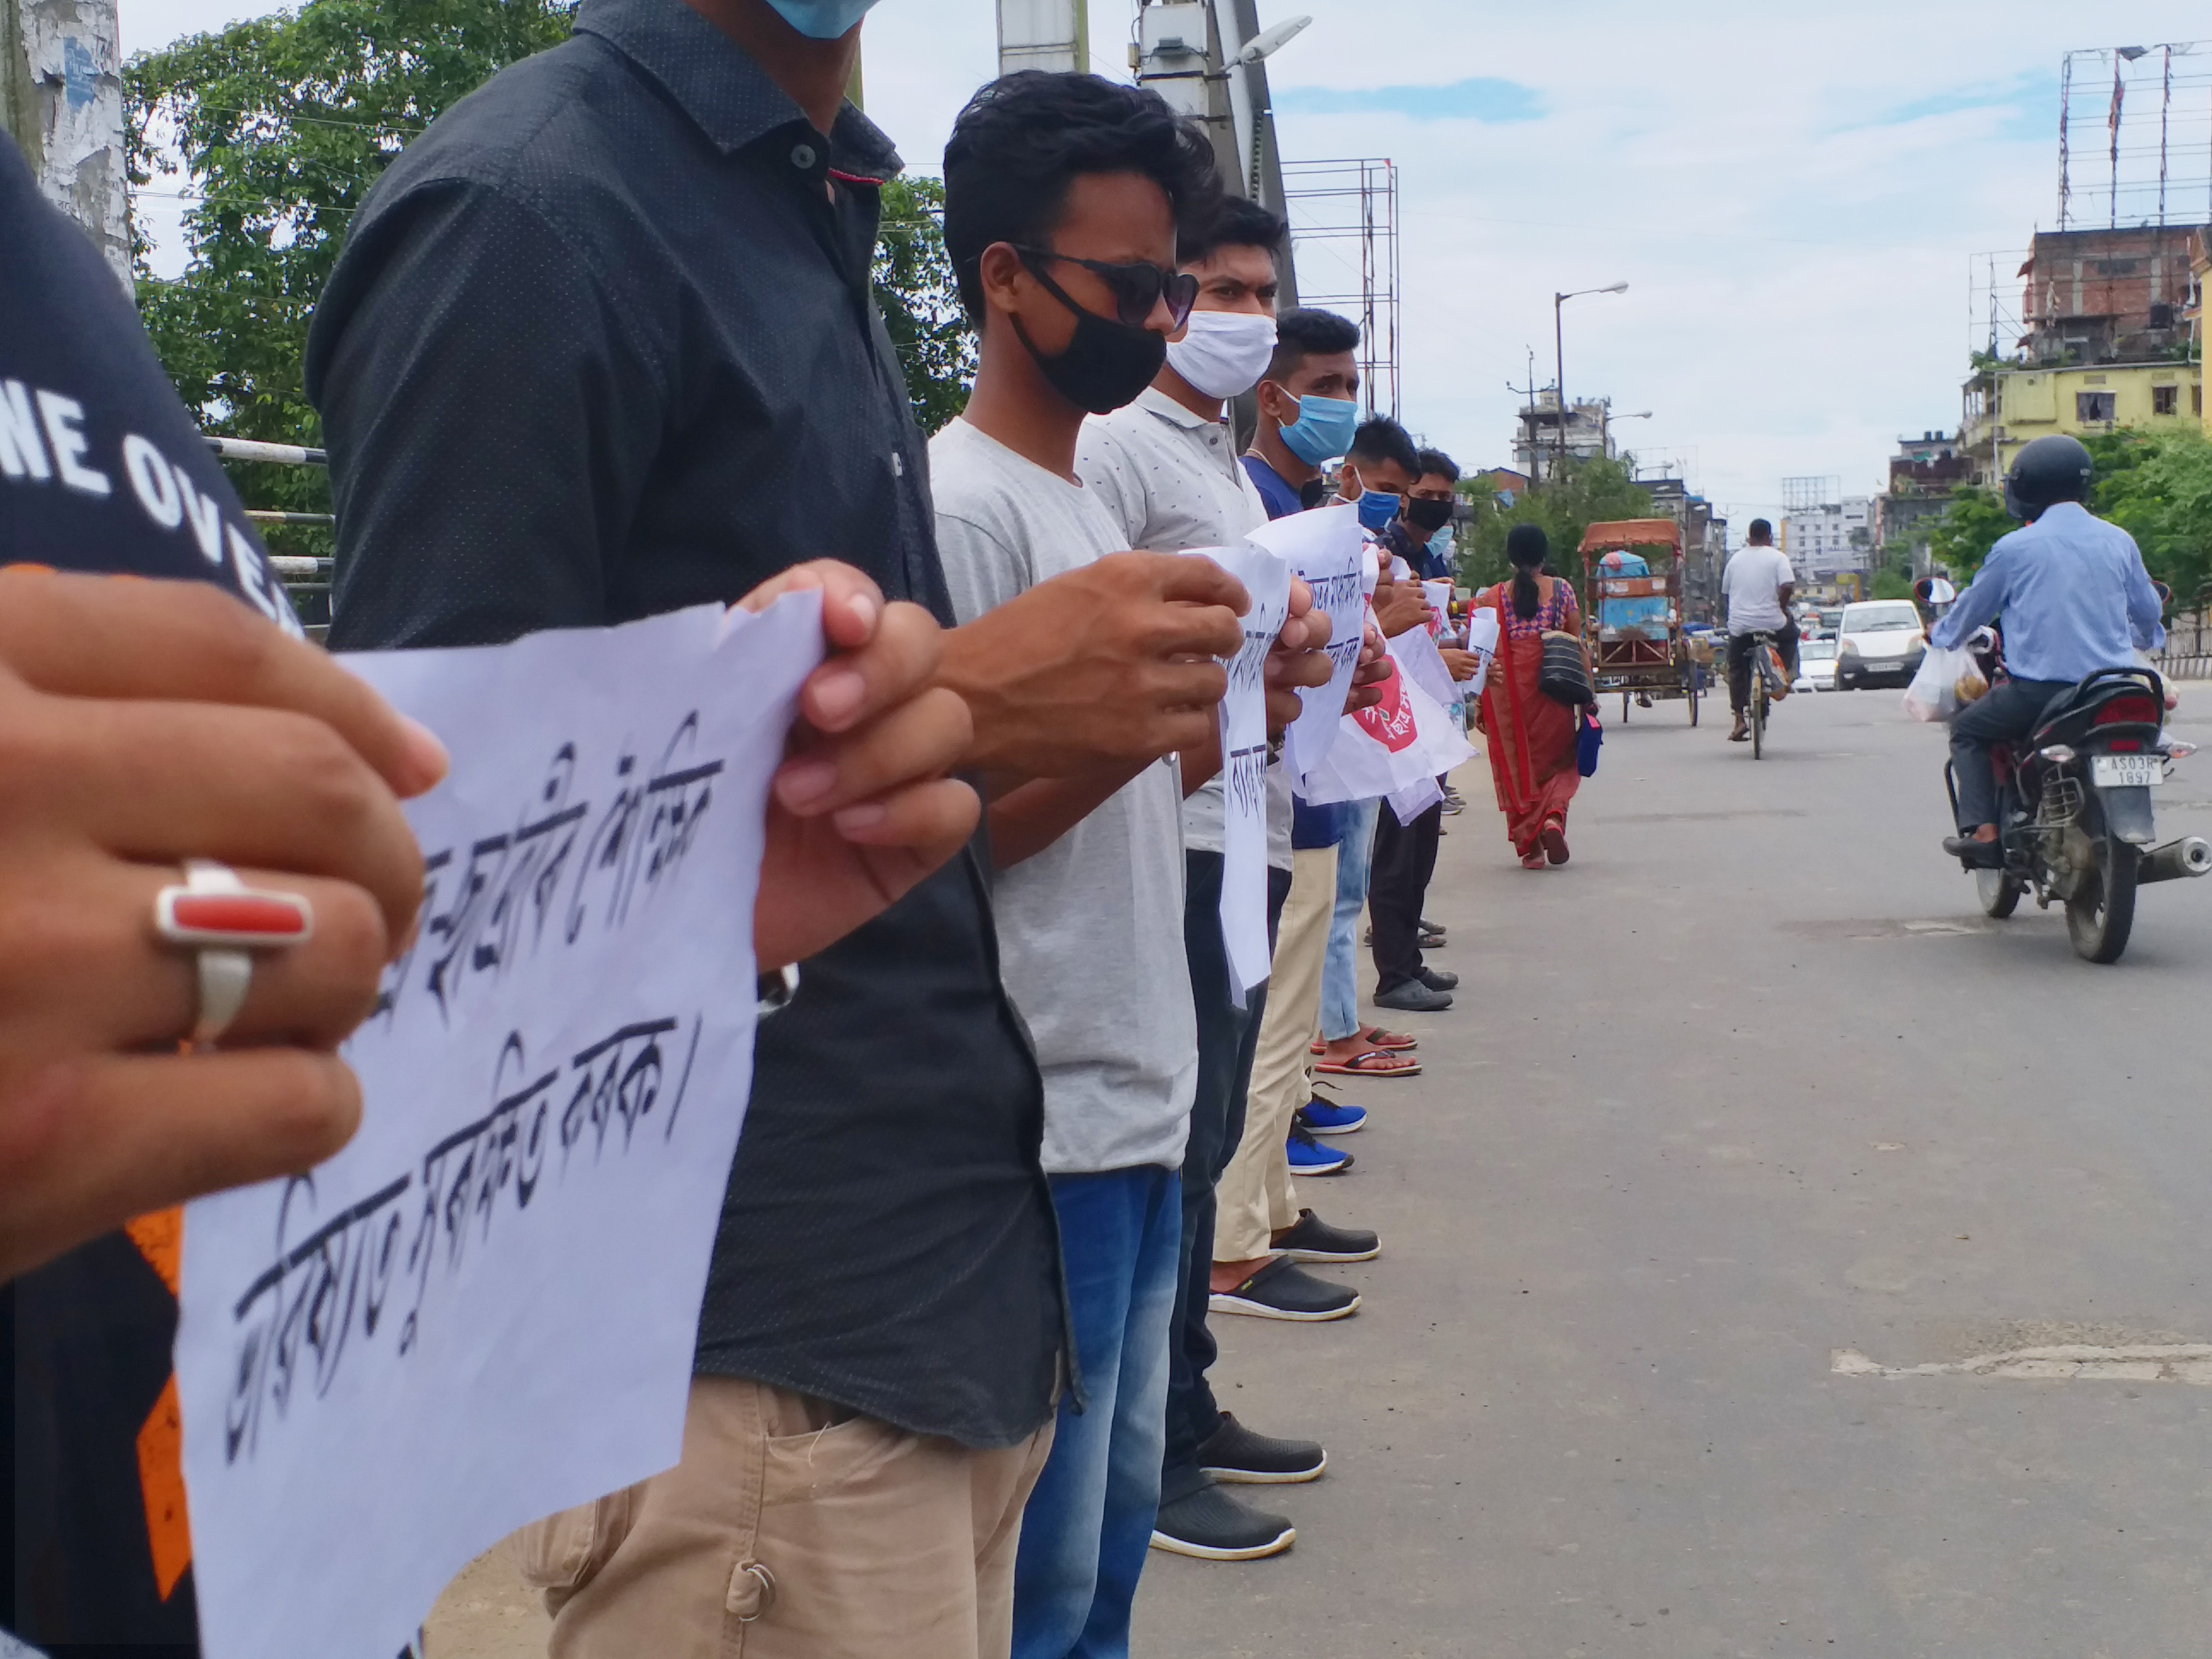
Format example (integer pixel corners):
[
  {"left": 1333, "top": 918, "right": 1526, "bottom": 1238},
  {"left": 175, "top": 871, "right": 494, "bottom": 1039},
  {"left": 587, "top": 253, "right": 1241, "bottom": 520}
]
[{"left": 1010, "top": 246, "right": 1199, "bottom": 331}]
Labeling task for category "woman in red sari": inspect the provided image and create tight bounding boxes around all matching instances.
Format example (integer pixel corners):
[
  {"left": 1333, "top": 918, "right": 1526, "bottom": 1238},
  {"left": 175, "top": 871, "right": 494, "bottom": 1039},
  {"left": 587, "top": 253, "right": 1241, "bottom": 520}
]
[{"left": 1474, "top": 525, "right": 1587, "bottom": 869}]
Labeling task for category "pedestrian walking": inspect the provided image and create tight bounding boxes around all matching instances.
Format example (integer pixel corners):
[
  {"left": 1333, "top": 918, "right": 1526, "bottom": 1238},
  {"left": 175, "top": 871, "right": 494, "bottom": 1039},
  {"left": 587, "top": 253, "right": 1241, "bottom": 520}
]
[{"left": 1473, "top": 526, "right": 1587, "bottom": 869}]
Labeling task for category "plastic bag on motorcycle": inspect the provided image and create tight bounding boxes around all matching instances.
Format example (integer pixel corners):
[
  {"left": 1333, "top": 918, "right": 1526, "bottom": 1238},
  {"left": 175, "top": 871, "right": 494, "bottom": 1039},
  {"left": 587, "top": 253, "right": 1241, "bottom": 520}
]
[{"left": 1903, "top": 644, "right": 1987, "bottom": 723}]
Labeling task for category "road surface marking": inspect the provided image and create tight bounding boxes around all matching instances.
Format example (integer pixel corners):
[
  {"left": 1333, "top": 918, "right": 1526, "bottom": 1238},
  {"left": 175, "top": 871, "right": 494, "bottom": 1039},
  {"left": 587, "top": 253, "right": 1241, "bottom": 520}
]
[{"left": 1833, "top": 1343, "right": 2212, "bottom": 1383}]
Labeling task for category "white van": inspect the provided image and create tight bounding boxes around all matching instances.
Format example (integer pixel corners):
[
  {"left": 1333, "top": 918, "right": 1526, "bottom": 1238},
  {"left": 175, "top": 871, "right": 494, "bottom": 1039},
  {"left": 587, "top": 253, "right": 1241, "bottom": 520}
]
[{"left": 1834, "top": 600, "right": 1926, "bottom": 691}]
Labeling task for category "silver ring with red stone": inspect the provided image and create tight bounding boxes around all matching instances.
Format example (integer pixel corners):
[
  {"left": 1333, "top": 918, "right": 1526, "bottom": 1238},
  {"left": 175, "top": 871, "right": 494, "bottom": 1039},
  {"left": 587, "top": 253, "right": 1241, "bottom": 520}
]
[{"left": 153, "top": 859, "right": 315, "bottom": 1047}]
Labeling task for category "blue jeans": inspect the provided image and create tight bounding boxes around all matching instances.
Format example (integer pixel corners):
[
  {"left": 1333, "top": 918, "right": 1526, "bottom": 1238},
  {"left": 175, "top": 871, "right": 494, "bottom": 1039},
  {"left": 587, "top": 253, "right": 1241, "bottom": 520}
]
[
  {"left": 1319, "top": 798, "right": 1379, "bottom": 1041},
  {"left": 1013, "top": 1166, "right": 1182, "bottom": 1659}
]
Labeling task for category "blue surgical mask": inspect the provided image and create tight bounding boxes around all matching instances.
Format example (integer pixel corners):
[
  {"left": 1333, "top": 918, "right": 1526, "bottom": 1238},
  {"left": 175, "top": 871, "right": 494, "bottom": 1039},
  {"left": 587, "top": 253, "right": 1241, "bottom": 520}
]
[
  {"left": 1357, "top": 490, "right": 1399, "bottom": 532},
  {"left": 1429, "top": 524, "right": 1455, "bottom": 562},
  {"left": 762, "top": 0, "right": 883, "bottom": 38},
  {"left": 1278, "top": 394, "right": 1360, "bottom": 467}
]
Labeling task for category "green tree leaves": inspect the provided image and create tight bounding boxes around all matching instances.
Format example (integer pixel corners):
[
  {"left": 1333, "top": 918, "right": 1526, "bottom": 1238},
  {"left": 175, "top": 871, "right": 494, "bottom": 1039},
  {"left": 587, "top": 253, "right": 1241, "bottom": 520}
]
[
  {"left": 127, "top": 0, "right": 578, "bottom": 559},
  {"left": 873, "top": 176, "right": 974, "bottom": 434},
  {"left": 1930, "top": 429, "right": 2212, "bottom": 605},
  {"left": 2086, "top": 428, "right": 2212, "bottom": 606},
  {"left": 1927, "top": 485, "right": 2014, "bottom": 582},
  {"left": 127, "top": 0, "right": 977, "bottom": 552},
  {"left": 1457, "top": 454, "right": 1660, "bottom": 593}
]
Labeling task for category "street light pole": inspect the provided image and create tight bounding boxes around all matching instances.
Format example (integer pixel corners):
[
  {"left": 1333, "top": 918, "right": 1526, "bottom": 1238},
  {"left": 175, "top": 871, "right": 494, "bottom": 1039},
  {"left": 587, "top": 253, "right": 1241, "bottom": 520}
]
[{"left": 1551, "top": 281, "right": 1630, "bottom": 485}]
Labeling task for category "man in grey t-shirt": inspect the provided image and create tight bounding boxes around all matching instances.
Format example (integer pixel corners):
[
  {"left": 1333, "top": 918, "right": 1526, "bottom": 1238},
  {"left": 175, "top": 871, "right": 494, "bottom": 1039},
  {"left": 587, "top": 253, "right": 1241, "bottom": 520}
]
[{"left": 934, "top": 74, "right": 1330, "bottom": 1655}]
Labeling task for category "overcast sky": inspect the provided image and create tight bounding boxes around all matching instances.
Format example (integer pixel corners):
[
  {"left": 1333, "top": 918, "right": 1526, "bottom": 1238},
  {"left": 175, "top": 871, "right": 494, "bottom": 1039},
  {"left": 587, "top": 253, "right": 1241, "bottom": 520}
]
[{"left": 120, "top": 0, "right": 2212, "bottom": 530}]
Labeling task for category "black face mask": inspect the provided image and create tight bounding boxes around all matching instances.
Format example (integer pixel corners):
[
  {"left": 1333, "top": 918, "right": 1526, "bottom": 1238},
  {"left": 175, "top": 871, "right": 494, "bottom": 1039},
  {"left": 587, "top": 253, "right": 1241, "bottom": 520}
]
[
  {"left": 1298, "top": 477, "right": 1334, "bottom": 511},
  {"left": 1011, "top": 265, "right": 1167, "bottom": 415},
  {"left": 1404, "top": 495, "right": 1455, "bottom": 533}
]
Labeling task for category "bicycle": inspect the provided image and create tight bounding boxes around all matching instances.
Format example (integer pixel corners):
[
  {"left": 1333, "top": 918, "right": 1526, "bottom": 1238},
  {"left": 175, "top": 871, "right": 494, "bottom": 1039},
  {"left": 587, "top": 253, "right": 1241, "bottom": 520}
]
[{"left": 1742, "top": 629, "right": 1787, "bottom": 759}]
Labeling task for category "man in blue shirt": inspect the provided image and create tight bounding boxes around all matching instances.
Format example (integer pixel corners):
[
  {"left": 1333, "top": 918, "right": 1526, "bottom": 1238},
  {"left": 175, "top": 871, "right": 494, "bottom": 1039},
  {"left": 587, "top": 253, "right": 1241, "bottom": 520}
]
[
  {"left": 1932, "top": 435, "right": 2165, "bottom": 863},
  {"left": 1239, "top": 308, "right": 1361, "bottom": 517}
]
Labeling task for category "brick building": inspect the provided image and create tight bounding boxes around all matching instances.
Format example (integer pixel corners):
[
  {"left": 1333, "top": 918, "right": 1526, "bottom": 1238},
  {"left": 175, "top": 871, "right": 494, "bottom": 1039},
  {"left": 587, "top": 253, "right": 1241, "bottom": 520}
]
[{"left": 2015, "top": 225, "right": 2204, "bottom": 367}]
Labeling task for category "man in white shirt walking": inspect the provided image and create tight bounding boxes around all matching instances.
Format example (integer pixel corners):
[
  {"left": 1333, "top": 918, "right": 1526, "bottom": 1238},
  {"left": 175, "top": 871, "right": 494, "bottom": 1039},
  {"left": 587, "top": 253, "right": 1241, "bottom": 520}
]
[{"left": 1720, "top": 517, "right": 1798, "bottom": 743}]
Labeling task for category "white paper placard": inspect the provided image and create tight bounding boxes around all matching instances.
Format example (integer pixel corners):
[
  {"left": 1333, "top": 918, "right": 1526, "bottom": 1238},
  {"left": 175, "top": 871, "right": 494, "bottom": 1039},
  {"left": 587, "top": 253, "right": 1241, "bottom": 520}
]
[
  {"left": 1189, "top": 541, "right": 1291, "bottom": 1006},
  {"left": 1298, "top": 632, "right": 1475, "bottom": 814},
  {"left": 1462, "top": 608, "right": 1500, "bottom": 695},
  {"left": 175, "top": 595, "right": 823, "bottom": 1659},
  {"left": 1248, "top": 503, "right": 1368, "bottom": 783}
]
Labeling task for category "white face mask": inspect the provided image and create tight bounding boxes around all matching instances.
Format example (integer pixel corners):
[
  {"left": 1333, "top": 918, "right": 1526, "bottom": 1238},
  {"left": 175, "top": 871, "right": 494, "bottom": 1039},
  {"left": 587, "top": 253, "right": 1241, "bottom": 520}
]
[{"left": 1164, "top": 311, "right": 1279, "bottom": 400}]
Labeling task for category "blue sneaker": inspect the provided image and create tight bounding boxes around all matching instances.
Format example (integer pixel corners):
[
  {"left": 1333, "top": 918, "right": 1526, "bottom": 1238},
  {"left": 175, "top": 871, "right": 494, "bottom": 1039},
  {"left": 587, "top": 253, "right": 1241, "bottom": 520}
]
[
  {"left": 1286, "top": 1121, "right": 1351, "bottom": 1175},
  {"left": 1295, "top": 1098, "right": 1367, "bottom": 1136}
]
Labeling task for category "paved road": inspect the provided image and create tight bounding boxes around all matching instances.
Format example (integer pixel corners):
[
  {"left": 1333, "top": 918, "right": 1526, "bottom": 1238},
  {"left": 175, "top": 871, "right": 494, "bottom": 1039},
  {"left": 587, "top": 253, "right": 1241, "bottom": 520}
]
[
  {"left": 427, "top": 685, "right": 2212, "bottom": 1658},
  {"left": 1133, "top": 687, "right": 2212, "bottom": 1659}
]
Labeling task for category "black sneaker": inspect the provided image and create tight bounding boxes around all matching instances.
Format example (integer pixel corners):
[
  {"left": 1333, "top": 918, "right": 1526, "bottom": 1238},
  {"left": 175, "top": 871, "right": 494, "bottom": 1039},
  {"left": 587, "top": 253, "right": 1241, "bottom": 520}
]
[
  {"left": 1209, "top": 1256, "right": 1361, "bottom": 1321},
  {"left": 1418, "top": 965, "right": 1459, "bottom": 991},
  {"left": 1942, "top": 834, "right": 2003, "bottom": 868},
  {"left": 1374, "top": 979, "right": 1453, "bottom": 1013},
  {"left": 1196, "top": 1411, "right": 1327, "bottom": 1484},
  {"left": 1150, "top": 1482, "right": 1296, "bottom": 1559},
  {"left": 1271, "top": 1207, "right": 1380, "bottom": 1263}
]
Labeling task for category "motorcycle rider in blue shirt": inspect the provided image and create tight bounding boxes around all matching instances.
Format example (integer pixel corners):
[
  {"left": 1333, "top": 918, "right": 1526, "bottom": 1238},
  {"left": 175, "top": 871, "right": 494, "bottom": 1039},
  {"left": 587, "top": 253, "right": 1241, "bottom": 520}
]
[{"left": 1932, "top": 434, "right": 2165, "bottom": 866}]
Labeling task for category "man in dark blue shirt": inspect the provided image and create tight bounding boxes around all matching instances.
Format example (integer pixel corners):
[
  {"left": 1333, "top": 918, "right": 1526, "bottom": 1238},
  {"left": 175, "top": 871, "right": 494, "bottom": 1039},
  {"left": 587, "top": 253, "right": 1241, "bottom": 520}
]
[
  {"left": 1239, "top": 308, "right": 1361, "bottom": 518},
  {"left": 308, "top": 0, "right": 1255, "bottom": 1648}
]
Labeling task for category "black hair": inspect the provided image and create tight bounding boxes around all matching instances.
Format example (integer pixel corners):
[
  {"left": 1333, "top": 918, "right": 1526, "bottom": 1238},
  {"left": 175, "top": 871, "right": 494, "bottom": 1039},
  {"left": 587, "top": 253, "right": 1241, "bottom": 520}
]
[
  {"left": 1747, "top": 517, "right": 1773, "bottom": 543},
  {"left": 1264, "top": 306, "right": 1359, "bottom": 384},
  {"left": 1415, "top": 446, "right": 1460, "bottom": 485},
  {"left": 1181, "top": 194, "right": 1288, "bottom": 268},
  {"left": 1506, "top": 522, "right": 1549, "bottom": 620},
  {"left": 1347, "top": 416, "right": 1418, "bottom": 477},
  {"left": 942, "top": 71, "right": 1223, "bottom": 323}
]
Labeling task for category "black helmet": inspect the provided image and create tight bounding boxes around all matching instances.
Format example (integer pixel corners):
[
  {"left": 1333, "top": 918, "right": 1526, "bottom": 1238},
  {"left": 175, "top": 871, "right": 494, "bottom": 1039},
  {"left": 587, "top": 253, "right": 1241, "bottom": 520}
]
[{"left": 2004, "top": 434, "right": 2093, "bottom": 521}]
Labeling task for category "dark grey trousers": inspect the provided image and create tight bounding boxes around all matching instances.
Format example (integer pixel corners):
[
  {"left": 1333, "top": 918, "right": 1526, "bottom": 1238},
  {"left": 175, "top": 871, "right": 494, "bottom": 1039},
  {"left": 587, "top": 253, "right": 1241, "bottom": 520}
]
[{"left": 1949, "top": 678, "right": 2070, "bottom": 830}]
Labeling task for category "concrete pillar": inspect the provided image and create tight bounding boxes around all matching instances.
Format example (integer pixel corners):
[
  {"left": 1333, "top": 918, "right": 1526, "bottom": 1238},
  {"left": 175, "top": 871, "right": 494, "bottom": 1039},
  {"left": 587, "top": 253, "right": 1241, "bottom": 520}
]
[
  {"left": 998, "top": 0, "right": 1088, "bottom": 76},
  {"left": 1, "top": 0, "right": 131, "bottom": 289}
]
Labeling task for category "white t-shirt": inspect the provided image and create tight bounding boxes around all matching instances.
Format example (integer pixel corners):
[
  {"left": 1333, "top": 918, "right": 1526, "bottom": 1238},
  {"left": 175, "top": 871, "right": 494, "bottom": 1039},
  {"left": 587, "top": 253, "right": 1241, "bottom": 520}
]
[
  {"left": 1074, "top": 386, "right": 1292, "bottom": 868},
  {"left": 930, "top": 418, "right": 1197, "bottom": 1178},
  {"left": 1722, "top": 543, "right": 1795, "bottom": 634}
]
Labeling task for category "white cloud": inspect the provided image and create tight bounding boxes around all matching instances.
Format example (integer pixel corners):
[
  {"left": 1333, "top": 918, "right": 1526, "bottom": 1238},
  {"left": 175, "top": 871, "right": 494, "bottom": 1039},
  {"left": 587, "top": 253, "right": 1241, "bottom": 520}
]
[{"left": 122, "top": 0, "right": 2212, "bottom": 526}]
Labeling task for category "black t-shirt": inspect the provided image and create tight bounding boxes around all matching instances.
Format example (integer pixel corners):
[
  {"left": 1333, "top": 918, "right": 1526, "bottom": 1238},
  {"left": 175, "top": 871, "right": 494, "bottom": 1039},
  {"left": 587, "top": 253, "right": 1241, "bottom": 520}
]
[
  {"left": 310, "top": 0, "right": 1064, "bottom": 1450},
  {"left": 2, "top": 132, "right": 296, "bottom": 1652}
]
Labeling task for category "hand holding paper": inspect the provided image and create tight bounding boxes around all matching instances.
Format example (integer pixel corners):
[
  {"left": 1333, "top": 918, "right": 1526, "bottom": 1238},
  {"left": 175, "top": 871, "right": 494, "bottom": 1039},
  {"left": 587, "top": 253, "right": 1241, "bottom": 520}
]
[
  {"left": 1188, "top": 543, "right": 1293, "bottom": 1004},
  {"left": 1248, "top": 503, "right": 1368, "bottom": 781},
  {"left": 741, "top": 560, "right": 981, "bottom": 969},
  {"left": 178, "top": 598, "right": 825, "bottom": 1659},
  {"left": 1263, "top": 577, "right": 1334, "bottom": 732},
  {"left": 935, "top": 551, "right": 1245, "bottom": 775}
]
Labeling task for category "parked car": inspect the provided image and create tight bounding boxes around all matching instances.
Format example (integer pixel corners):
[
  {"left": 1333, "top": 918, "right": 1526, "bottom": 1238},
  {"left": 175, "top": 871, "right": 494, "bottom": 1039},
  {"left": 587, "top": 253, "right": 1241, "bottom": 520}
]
[
  {"left": 1834, "top": 600, "right": 1925, "bottom": 690},
  {"left": 1794, "top": 637, "right": 1839, "bottom": 691}
]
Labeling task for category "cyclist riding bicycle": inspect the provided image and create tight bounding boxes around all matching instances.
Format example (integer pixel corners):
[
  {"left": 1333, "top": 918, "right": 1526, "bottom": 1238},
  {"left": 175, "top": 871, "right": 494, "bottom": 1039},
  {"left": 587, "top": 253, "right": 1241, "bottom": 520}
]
[
  {"left": 1721, "top": 517, "right": 1798, "bottom": 742},
  {"left": 1930, "top": 433, "right": 2165, "bottom": 867}
]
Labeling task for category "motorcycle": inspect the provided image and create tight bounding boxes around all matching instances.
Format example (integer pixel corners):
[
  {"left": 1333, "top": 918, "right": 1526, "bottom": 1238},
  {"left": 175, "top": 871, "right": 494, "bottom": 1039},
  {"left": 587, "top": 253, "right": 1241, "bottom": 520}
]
[{"left": 1947, "top": 666, "right": 2207, "bottom": 962}]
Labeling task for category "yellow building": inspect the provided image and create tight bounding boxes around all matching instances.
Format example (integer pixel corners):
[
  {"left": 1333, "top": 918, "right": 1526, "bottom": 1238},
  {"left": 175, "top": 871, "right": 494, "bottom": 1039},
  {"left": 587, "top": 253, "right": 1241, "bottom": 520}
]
[{"left": 1964, "top": 360, "right": 2202, "bottom": 479}]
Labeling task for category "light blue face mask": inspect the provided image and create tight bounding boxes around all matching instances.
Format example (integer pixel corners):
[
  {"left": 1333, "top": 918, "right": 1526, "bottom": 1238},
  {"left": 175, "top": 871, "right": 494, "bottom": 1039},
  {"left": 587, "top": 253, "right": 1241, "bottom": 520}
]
[
  {"left": 1357, "top": 490, "right": 1400, "bottom": 533},
  {"left": 1429, "top": 524, "right": 1455, "bottom": 563},
  {"left": 762, "top": 0, "right": 883, "bottom": 39},
  {"left": 1278, "top": 394, "right": 1360, "bottom": 467}
]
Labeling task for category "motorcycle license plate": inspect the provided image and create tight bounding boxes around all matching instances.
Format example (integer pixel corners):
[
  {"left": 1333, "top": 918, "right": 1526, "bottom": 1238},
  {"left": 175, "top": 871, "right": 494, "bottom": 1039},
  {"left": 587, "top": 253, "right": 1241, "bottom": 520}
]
[{"left": 2091, "top": 754, "right": 2163, "bottom": 788}]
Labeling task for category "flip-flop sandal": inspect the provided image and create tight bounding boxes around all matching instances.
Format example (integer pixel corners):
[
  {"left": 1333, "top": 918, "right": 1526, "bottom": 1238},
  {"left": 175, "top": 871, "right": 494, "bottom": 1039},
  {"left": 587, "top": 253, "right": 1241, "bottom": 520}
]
[
  {"left": 1314, "top": 1048, "right": 1422, "bottom": 1079},
  {"left": 1311, "top": 1025, "right": 1418, "bottom": 1056}
]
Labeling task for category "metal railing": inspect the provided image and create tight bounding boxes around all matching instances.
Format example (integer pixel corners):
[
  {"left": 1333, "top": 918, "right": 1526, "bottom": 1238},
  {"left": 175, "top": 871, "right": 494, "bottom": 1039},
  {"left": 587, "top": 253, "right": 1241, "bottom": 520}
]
[{"left": 204, "top": 436, "right": 334, "bottom": 618}]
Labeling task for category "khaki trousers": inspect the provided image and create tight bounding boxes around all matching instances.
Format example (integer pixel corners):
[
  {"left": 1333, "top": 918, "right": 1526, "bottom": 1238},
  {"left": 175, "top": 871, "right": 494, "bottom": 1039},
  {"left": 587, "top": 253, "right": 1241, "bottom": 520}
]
[
  {"left": 1213, "top": 844, "right": 1336, "bottom": 1262},
  {"left": 516, "top": 1376, "right": 1054, "bottom": 1659}
]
